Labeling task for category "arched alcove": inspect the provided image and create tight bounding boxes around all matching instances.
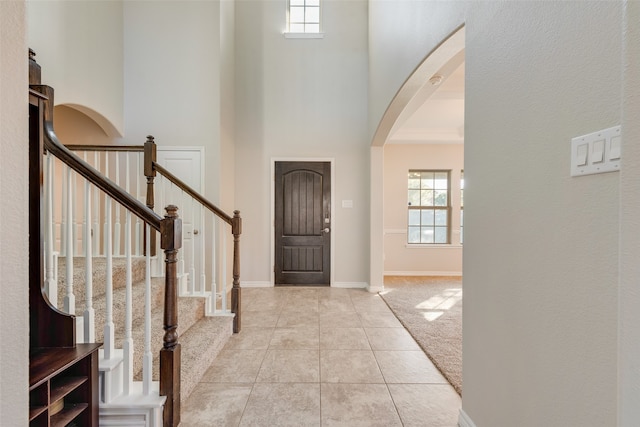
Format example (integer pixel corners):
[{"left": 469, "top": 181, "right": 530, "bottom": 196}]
[{"left": 53, "top": 104, "right": 122, "bottom": 145}]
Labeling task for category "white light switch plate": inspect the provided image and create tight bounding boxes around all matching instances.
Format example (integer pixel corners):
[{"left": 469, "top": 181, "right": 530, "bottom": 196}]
[{"left": 571, "top": 125, "right": 621, "bottom": 177}]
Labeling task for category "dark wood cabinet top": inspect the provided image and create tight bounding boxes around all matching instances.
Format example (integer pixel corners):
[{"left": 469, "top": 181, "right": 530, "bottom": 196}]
[{"left": 30, "top": 343, "right": 102, "bottom": 389}]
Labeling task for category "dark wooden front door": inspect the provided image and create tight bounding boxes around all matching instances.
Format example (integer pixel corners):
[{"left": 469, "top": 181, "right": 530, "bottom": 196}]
[{"left": 275, "top": 161, "right": 331, "bottom": 285}]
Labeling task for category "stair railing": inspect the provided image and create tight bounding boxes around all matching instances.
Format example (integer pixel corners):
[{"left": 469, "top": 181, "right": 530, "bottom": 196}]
[
  {"left": 144, "top": 136, "right": 242, "bottom": 333},
  {"left": 31, "top": 63, "right": 182, "bottom": 426},
  {"left": 60, "top": 139, "right": 243, "bottom": 334},
  {"left": 63, "top": 144, "right": 146, "bottom": 257}
]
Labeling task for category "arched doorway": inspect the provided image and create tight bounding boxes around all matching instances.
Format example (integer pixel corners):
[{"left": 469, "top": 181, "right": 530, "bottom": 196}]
[{"left": 369, "top": 25, "right": 465, "bottom": 291}]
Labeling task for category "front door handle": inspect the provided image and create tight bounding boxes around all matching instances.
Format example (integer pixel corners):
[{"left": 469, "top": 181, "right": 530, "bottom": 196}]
[{"left": 321, "top": 227, "right": 330, "bottom": 234}]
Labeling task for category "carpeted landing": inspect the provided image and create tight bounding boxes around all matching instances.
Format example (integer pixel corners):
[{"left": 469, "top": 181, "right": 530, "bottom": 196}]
[{"left": 380, "top": 276, "right": 462, "bottom": 395}]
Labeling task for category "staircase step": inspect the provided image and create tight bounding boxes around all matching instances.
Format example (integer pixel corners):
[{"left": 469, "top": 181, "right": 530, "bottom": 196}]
[
  {"left": 93, "top": 277, "right": 165, "bottom": 344},
  {"left": 57, "top": 257, "right": 147, "bottom": 308},
  {"left": 128, "top": 296, "right": 207, "bottom": 381},
  {"left": 153, "top": 315, "right": 234, "bottom": 403}
]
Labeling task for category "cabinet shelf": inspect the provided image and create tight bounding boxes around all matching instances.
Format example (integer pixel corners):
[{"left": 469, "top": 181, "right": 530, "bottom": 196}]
[
  {"left": 50, "top": 403, "right": 88, "bottom": 427},
  {"left": 50, "top": 376, "right": 87, "bottom": 404},
  {"left": 28, "top": 405, "right": 47, "bottom": 421},
  {"left": 29, "top": 344, "right": 100, "bottom": 426}
]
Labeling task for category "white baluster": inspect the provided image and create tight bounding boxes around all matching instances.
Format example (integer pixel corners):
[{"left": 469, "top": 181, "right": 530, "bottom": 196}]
[
  {"left": 44, "top": 153, "right": 57, "bottom": 306},
  {"left": 64, "top": 167, "right": 75, "bottom": 315},
  {"left": 222, "top": 231, "right": 227, "bottom": 312},
  {"left": 143, "top": 224, "right": 153, "bottom": 395},
  {"left": 210, "top": 215, "right": 217, "bottom": 314},
  {"left": 199, "top": 205, "right": 206, "bottom": 294},
  {"left": 114, "top": 152, "right": 121, "bottom": 256},
  {"left": 134, "top": 152, "right": 142, "bottom": 256},
  {"left": 125, "top": 153, "right": 132, "bottom": 257},
  {"left": 123, "top": 210, "right": 134, "bottom": 395},
  {"left": 103, "top": 197, "right": 115, "bottom": 360},
  {"left": 60, "top": 164, "right": 67, "bottom": 256},
  {"left": 83, "top": 180, "right": 95, "bottom": 343},
  {"left": 103, "top": 153, "right": 110, "bottom": 255},
  {"left": 92, "top": 152, "right": 100, "bottom": 256},
  {"left": 177, "top": 187, "right": 186, "bottom": 291},
  {"left": 189, "top": 196, "right": 196, "bottom": 293}
]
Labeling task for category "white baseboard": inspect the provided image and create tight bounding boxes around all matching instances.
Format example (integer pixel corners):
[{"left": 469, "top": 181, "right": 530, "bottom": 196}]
[
  {"left": 384, "top": 270, "right": 462, "bottom": 277},
  {"left": 458, "top": 409, "right": 477, "bottom": 427},
  {"left": 367, "top": 284, "right": 384, "bottom": 293},
  {"left": 333, "top": 282, "right": 368, "bottom": 289},
  {"left": 241, "top": 282, "right": 370, "bottom": 289},
  {"left": 240, "top": 281, "right": 273, "bottom": 288}
]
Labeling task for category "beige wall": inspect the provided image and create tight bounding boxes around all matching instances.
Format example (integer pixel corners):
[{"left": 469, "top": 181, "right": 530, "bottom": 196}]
[
  {"left": 619, "top": 0, "right": 640, "bottom": 423},
  {"left": 370, "top": 1, "right": 624, "bottom": 426},
  {"left": 0, "top": 0, "right": 29, "bottom": 423},
  {"left": 123, "top": 1, "right": 223, "bottom": 202},
  {"left": 384, "top": 144, "right": 463, "bottom": 275},
  {"left": 28, "top": 0, "right": 124, "bottom": 136},
  {"left": 235, "top": 0, "right": 369, "bottom": 285}
]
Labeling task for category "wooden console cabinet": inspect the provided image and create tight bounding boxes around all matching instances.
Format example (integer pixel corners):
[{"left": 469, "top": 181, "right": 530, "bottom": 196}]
[{"left": 29, "top": 344, "right": 101, "bottom": 426}]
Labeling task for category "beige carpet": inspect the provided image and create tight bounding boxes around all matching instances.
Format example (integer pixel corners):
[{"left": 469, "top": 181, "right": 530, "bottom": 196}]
[{"left": 380, "top": 276, "right": 462, "bottom": 395}]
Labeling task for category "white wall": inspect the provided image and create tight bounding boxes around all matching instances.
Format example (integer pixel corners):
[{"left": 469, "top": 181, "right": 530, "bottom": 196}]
[
  {"left": 123, "top": 1, "right": 224, "bottom": 203},
  {"left": 0, "top": 1, "right": 29, "bottom": 423},
  {"left": 384, "top": 144, "right": 463, "bottom": 275},
  {"left": 27, "top": 0, "right": 124, "bottom": 136},
  {"left": 370, "top": 1, "right": 624, "bottom": 426},
  {"left": 235, "top": 0, "right": 369, "bottom": 285},
  {"left": 619, "top": 1, "right": 640, "bottom": 423}
]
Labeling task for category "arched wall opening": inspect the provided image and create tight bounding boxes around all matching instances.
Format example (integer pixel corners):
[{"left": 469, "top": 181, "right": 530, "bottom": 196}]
[{"left": 369, "top": 25, "right": 465, "bottom": 290}]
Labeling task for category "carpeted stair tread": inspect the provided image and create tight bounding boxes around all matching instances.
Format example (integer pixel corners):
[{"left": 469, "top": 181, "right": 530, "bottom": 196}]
[
  {"left": 57, "top": 257, "right": 146, "bottom": 308},
  {"left": 93, "top": 277, "right": 165, "bottom": 344},
  {"left": 128, "top": 296, "right": 206, "bottom": 381},
  {"left": 152, "top": 315, "right": 233, "bottom": 403}
]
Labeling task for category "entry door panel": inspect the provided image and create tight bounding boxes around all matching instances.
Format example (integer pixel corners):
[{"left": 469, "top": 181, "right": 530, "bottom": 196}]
[{"left": 275, "top": 162, "right": 330, "bottom": 285}]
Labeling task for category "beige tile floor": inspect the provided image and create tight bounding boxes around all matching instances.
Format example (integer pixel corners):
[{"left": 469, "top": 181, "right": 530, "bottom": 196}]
[{"left": 180, "top": 287, "right": 461, "bottom": 427}]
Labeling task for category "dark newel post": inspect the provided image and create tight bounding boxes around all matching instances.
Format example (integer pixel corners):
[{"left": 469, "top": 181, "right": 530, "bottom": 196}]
[
  {"left": 29, "top": 50, "right": 75, "bottom": 347},
  {"left": 144, "top": 135, "right": 157, "bottom": 256},
  {"left": 231, "top": 210, "right": 242, "bottom": 333},
  {"left": 160, "top": 205, "right": 182, "bottom": 427}
]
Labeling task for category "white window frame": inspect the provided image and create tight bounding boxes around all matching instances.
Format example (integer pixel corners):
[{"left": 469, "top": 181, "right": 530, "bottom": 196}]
[
  {"left": 284, "top": 0, "right": 324, "bottom": 39},
  {"left": 407, "top": 170, "right": 452, "bottom": 245},
  {"left": 460, "top": 170, "right": 464, "bottom": 244}
]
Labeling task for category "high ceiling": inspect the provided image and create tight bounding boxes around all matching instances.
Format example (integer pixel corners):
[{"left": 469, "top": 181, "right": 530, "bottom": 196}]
[{"left": 388, "top": 62, "right": 465, "bottom": 145}]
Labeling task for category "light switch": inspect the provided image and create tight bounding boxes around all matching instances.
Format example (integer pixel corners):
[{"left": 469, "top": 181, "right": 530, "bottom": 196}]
[
  {"left": 592, "top": 139, "right": 605, "bottom": 163},
  {"left": 570, "top": 125, "right": 621, "bottom": 177},
  {"left": 576, "top": 144, "right": 588, "bottom": 166},
  {"left": 609, "top": 135, "right": 621, "bottom": 160}
]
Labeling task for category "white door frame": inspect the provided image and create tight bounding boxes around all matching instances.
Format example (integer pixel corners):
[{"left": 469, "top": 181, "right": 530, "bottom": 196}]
[{"left": 271, "top": 157, "right": 336, "bottom": 286}]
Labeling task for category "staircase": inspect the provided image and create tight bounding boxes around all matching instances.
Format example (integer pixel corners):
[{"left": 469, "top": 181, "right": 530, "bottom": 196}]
[
  {"left": 56, "top": 257, "right": 233, "bottom": 408},
  {"left": 30, "top": 51, "right": 242, "bottom": 427}
]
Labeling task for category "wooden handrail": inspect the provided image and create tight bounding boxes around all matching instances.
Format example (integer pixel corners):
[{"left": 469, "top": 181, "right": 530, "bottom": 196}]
[
  {"left": 144, "top": 136, "right": 241, "bottom": 333},
  {"left": 66, "top": 144, "right": 144, "bottom": 152},
  {"left": 34, "top": 86, "right": 162, "bottom": 231},
  {"left": 152, "top": 161, "right": 234, "bottom": 226}
]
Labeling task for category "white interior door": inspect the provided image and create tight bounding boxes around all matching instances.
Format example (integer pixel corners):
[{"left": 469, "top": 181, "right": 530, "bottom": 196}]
[{"left": 156, "top": 148, "right": 204, "bottom": 290}]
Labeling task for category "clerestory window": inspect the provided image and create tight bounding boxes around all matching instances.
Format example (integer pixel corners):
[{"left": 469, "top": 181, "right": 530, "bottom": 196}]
[{"left": 288, "top": 0, "right": 321, "bottom": 33}]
